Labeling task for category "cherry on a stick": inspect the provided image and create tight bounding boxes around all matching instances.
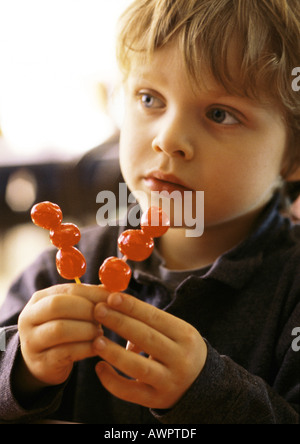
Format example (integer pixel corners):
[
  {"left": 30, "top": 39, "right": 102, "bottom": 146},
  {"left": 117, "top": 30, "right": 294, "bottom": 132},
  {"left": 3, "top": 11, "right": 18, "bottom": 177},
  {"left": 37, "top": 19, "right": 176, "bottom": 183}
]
[
  {"left": 31, "top": 201, "right": 63, "bottom": 230},
  {"left": 141, "top": 206, "right": 170, "bottom": 238},
  {"left": 56, "top": 247, "right": 87, "bottom": 281},
  {"left": 50, "top": 223, "right": 81, "bottom": 249},
  {"left": 99, "top": 257, "right": 132, "bottom": 292},
  {"left": 118, "top": 229, "right": 154, "bottom": 262}
]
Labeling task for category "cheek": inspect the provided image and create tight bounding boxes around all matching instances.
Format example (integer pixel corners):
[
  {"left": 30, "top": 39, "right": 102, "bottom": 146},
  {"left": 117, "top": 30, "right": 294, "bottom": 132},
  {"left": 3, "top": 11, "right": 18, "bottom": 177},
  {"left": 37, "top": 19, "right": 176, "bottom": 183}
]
[
  {"left": 119, "top": 124, "right": 145, "bottom": 189},
  {"left": 202, "top": 149, "right": 283, "bottom": 224},
  {"left": 119, "top": 137, "right": 133, "bottom": 188},
  {"left": 119, "top": 117, "right": 135, "bottom": 169},
  {"left": 222, "top": 156, "right": 279, "bottom": 198}
]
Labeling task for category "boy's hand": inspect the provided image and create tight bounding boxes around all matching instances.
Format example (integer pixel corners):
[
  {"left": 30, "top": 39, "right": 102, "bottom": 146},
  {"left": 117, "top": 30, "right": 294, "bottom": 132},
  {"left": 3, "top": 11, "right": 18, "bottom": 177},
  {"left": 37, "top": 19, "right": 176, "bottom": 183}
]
[
  {"left": 18, "top": 284, "right": 109, "bottom": 388},
  {"left": 93, "top": 293, "right": 207, "bottom": 410}
]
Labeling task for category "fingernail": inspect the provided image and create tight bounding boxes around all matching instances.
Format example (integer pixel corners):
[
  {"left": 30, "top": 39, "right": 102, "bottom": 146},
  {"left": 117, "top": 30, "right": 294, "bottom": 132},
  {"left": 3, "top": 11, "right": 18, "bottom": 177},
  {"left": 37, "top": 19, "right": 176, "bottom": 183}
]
[
  {"left": 96, "top": 305, "right": 108, "bottom": 318},
  {"left": 109, "top": 293, "right": 123, "bottom": 307},
  {"left": 95, "top": 337, "right": 106, "bottom": 351},
  {"left": 96, "top": 362, "right": 103, "bottom": 375},
  {"left": 97, "top": 325, "right": 104, "bottom": 336}
]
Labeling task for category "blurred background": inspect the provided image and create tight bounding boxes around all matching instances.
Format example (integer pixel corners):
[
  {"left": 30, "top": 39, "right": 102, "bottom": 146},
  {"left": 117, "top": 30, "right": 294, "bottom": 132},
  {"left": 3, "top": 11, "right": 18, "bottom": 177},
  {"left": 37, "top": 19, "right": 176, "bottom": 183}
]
[
  {"left": 1, "top": 0, "right": 300, "bottom": 310},
  {"left": 0, "top": 0, "right": 132, "bottom": 307}
]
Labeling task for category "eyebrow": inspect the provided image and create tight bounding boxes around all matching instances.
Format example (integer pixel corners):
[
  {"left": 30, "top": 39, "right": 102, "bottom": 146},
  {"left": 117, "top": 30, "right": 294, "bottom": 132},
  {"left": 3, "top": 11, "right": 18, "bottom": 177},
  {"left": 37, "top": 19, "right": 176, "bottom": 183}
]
[
  {"left": 130, "top": 68, "right": 171, "bottom": 88},
  {"left": 130, "top": 71, "right": 241, "bottom": 104},
  {"left": 129, "top": 63, "right": 271, "bottom": 114}
]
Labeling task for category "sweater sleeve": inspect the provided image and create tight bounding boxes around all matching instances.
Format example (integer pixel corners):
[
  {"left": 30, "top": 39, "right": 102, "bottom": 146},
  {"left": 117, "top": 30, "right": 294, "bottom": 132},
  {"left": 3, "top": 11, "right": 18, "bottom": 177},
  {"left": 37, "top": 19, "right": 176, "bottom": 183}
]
[
  {"left": 0, "top": 249, "right": 65, "bottom": 423},
  {"left": 0, "top": 326, "right": 65, "bottom": 424},
  {"left": 0, "top": 225, "right": 117, "bottom": 424},
  {"left": 151, "top": 248, "right": 300, "bottom": 424},
  {"left": 152, "top": 338, "right": 300, "bottom": 424}
]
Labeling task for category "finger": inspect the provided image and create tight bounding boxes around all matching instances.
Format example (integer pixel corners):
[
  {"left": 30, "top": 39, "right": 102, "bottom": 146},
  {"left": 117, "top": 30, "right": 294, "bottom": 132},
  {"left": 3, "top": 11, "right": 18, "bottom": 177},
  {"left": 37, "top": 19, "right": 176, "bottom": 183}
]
[
  {"left": 95, "top": 361, "right": 157, "bottom": 408},
  {"left": 93, "top": 336, "right": 166, "bottom": 385},
  {"left": 31, "top": 342, "right": 98, "bottom": 386},
  {"left": 29, "top": 294, "right": 96, "bottom": 325},
  {"left": 31, "top": 284, "right": 110, "bottom": 306},
  {"left": 94, "top": 303, "right": 176, "bottom": 362},
  {"left": 32, "top": 319, "right": 100, "bottom": 351},
  {"left": 105, "top": 292, "right": 188, "bottom": 341},
  {"left": 46, "top": 341, "right": 97, "bottom": 365}
]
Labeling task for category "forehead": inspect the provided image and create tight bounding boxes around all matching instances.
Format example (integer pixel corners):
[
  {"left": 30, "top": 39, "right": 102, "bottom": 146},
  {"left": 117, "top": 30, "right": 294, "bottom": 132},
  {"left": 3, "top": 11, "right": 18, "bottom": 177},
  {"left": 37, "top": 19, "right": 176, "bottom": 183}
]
[
  {"left": 129, "top": 40, "right": 246, "bottom": 99},
  {"left": 126, "top": 40, "right": 289, "bottom": 138},
  {"left": 128, "top": 38, "right": 282, "bottom": 111}
]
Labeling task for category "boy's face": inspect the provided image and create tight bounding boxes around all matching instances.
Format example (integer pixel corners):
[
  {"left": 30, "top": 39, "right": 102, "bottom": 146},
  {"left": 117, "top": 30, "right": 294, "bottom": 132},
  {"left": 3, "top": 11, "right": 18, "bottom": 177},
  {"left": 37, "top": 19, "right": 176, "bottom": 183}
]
[{"left": 119, "top": 41, "right": 287, "bottom": 229}]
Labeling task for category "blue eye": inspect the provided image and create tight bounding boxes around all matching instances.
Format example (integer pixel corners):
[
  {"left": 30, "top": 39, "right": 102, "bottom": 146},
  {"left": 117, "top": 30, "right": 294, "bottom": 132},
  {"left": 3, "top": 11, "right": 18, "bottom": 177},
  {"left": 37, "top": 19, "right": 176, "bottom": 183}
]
[
  {"left": 207, "top": 108, "right": 239, "bottom": 125},
  {"left": 141, "top": 94, "right": 155, "bottom": 108},
  {"left": 139, "top": 93, "right": 164, "bottom": 109}
]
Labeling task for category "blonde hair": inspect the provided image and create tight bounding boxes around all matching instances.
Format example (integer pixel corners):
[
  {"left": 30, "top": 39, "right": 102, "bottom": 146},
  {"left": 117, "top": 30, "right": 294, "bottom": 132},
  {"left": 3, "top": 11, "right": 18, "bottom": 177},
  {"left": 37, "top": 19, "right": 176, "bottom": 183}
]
[{"left": 116, "top": 0, "right": 300, "bottom": 174}]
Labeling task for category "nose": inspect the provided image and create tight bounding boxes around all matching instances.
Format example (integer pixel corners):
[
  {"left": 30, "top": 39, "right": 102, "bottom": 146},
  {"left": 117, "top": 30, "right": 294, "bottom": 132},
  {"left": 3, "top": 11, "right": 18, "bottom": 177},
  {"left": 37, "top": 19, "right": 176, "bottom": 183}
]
[{"left": 151, "top": 114, "right": 195, "bottom": 160}]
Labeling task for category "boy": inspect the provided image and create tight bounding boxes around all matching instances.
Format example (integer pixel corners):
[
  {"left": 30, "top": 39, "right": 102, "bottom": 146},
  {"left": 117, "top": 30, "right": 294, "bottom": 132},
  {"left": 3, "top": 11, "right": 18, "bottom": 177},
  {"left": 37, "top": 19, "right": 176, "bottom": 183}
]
[{"left": 0, "top": 0, "right": 299, "bottom": 424}]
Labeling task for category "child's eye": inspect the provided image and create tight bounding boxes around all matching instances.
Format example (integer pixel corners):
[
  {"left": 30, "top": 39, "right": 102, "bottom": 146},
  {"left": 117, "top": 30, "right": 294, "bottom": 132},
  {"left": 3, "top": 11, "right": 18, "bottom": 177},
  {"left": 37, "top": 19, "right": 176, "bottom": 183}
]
[
  {"left": 138, "top": 93, "right": 164, "bottom": 109},
  {"left": 207, "top": 108, "right": 239, "bottom": 125}
]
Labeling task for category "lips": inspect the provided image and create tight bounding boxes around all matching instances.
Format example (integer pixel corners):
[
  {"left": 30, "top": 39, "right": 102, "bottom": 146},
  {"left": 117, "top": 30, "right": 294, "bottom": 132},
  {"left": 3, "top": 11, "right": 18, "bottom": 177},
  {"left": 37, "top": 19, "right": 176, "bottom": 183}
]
[{"left": 144, "top": 171, "right": 192, "bottom": 194}]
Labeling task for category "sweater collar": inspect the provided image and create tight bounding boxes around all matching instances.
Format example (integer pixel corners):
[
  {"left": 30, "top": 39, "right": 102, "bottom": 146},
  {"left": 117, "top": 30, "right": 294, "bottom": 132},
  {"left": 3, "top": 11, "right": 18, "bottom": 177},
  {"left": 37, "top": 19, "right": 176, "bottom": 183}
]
[{"left": 197, "top": 194, "right": 284, "bottom": 290}]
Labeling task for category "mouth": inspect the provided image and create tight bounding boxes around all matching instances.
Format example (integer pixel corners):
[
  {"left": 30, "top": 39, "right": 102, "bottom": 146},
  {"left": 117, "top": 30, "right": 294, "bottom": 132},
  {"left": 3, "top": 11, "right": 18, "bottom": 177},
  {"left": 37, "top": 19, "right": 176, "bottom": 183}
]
[{"left": 144, "top": 171, "right": 193, "bottom": 194}]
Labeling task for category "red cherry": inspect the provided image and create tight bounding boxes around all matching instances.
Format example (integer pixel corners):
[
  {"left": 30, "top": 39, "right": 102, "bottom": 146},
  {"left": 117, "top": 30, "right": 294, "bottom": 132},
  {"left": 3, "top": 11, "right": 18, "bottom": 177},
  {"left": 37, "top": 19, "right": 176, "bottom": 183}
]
[
  {"left": 141, "top": 206, "right": 170, "bottom": 238},
  {"left": 56, "top": 247, "right": 87, "bottom": 280},
  {"left": 118, "top": 229, "right": 154, "bottom": 262},
  {"left": 31, "top": 201, "right": 63, "bottom": 230},
  {"left": 99, "top": 257, "right": 132, "bottom": 292},
  {"left": 50, "top": 223, "right": 81, "bottom": 248}
]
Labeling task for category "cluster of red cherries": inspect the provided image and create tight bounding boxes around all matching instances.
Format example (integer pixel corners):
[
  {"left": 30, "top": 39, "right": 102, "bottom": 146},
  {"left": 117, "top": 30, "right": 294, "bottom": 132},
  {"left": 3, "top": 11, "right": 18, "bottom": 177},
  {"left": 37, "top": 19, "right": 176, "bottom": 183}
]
[
  {"left": 31, "top": 202, "right": 86, "bottom": 283},
  {"left": 31, "top": 201, "right": 170, "bottom": 292}
]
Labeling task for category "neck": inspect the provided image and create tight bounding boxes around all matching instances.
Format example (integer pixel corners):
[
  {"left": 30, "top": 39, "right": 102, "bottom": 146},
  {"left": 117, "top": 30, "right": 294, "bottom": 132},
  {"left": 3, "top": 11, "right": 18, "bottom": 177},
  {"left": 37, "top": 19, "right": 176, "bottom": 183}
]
[{"left": 158, "top": 208, "right": 262, "bottom": 270}]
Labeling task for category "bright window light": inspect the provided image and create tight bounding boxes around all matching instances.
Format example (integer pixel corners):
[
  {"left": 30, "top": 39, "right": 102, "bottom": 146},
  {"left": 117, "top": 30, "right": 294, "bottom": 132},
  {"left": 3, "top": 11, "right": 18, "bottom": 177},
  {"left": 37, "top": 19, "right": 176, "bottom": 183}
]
[{"left": 0, "top": 0, "right": 132, "bottom": 163}]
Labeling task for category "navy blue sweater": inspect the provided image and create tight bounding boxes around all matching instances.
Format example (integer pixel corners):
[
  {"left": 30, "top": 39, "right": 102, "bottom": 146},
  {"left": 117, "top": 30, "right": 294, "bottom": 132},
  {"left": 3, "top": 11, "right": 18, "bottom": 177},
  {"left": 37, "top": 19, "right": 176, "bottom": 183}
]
[{"left": 0, "top": 196, "right": 299, "bottom": 423}]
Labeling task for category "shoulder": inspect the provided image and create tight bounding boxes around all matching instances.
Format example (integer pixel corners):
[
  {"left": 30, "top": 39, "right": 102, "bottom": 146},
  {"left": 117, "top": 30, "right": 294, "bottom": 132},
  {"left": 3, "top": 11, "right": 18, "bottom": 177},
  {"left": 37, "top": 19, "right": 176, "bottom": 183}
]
[
  {"left": 264, "top": 218, "right": 300, "bottom": 310},
  {"left": 287, "top": 220, "right": 300, "bottom": 244},
  {"left": 274, "top": 219, "right": 300, "bottom": 264},
  {"left": 281, "top": 222, "right": 300, "bottom": 288},
  {"left": 259, "top": 216, "right": 300, "bottom": 287}
]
